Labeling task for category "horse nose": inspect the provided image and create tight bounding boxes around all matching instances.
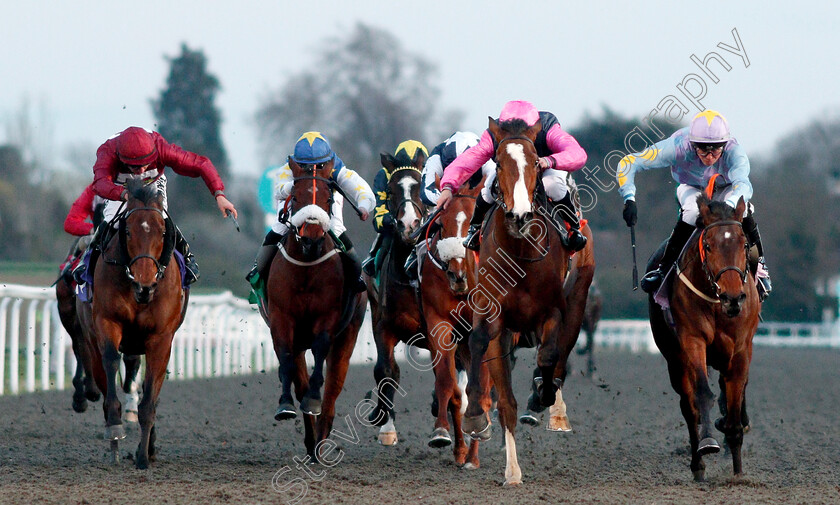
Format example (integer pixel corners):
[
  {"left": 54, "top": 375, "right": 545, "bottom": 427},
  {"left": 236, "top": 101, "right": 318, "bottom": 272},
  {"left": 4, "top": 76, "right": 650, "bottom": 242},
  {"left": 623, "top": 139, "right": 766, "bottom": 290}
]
[
  {"left": 720, "top": 292, "right": 744, "bottom": 317},
  {"left": 524, "top": 211, "right": 534, "bottom": 222},
  {"left": 505, "top": 211, "right": 515, "bottom": 220}
]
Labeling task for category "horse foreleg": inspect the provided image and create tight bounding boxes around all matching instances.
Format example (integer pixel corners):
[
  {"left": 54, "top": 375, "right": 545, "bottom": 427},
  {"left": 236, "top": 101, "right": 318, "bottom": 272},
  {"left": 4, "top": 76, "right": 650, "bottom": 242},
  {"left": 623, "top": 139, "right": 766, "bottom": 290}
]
[
  {"left": 99, "top": 336, "right": 125, "bottom": 446},
  {"left": 426, "top": 315, "right": 457, "bottom": 451},
  {"left": 721, "top": 354, "right": 750, "bottom": 476},
  {"left": 135, "top": 337, "right": 172, "bottom": 470},
  {"left": 486, "top": 337, "right": 521, "bottom": 486},
  {"left": 70, "top": 339, "right": 88, "bottom": 412},
  {"left": 371, "top": 324, "right": 401, "bottom": 445},
  {"left": 314, "top": 329, "right": 357, "bottom": 462},
  {"left": 291, "top": 353, "right": 315, "bottom": 458},
  {"left": 463, "top": 324, "right": 492, "bottom": 440},
  {"left": 303, "top": 331, "right": 330, "bottom": 417},
  {"left": 271, "top": 320, "right": 298, "bottom": 421},
  {"left": 122, "top": 354, "right": 142, "bottom": 422}
]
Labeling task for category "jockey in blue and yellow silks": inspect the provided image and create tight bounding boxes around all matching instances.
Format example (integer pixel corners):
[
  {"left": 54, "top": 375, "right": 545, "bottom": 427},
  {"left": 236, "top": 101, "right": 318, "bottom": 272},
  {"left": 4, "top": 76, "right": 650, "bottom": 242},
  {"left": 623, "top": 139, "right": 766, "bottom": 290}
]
[
  {"left": 246, "top": 131, "right": 375, "bottom": 293},
  {"left": 618, "top": 110, "right": 771, "bottom": 299},
  {"left": 361, "top": 140, "right": 429, "bottom": 278}
]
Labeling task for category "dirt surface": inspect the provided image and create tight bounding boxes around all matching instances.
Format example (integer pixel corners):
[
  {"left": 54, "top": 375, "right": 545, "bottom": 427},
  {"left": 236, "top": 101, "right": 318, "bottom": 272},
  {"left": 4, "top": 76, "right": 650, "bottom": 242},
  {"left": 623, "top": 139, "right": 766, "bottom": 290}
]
[{"left": 1, "top": 346, "right": 838, "bottom": 504}]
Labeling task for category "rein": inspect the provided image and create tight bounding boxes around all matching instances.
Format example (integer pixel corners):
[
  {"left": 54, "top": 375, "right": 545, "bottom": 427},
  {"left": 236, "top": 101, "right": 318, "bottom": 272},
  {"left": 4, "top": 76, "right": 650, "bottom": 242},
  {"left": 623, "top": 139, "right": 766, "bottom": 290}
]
[{"left": 679, "top": 219, "right": 748, "bottom": 302}]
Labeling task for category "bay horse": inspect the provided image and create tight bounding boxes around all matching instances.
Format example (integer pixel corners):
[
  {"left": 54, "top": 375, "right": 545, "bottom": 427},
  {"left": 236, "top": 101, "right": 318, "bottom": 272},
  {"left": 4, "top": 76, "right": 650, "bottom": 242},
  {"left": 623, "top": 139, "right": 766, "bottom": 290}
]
[
  {"left": 461, "top": 117, "right": 595, "bottom": 485},
  {"left": 364, "top": 149, "right": 428, "bottom": 446},
  {"left": 649, "top": 195, "right": 759, "bottom": 481},
  {"left": 77, "top": 178, "right": 187, "bottom": 469},
  {"left": 266, "top": 156, "right": 367, "bottom": 461},
  {"left": 417, "top": 178, "right": 491, "bottom": 468}
]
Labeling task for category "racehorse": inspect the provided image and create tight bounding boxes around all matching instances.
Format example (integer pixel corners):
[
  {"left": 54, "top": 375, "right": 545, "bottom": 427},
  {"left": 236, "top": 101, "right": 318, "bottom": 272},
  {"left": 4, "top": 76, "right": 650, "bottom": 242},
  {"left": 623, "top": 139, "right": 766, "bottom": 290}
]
[
  {"left": 77, "top": 178, "right": 188, "bottom": 469},
  {"left": 417, "top": 178, "right": 491, "bottom": 467},
  {"left": 460, "top": 117, "right": 595, "bottom": 485},
  {"left": 266, "top": 156, "right": 367, "bottom": 460},
  {"left": 648, "top": 195, "right": 759, "bottom": 481},
  {"left": 576, "top": 282, "right": 603, "bottom": 377},
  {"left": 364, "top": 149, "right": 428, "bottom": 446}
]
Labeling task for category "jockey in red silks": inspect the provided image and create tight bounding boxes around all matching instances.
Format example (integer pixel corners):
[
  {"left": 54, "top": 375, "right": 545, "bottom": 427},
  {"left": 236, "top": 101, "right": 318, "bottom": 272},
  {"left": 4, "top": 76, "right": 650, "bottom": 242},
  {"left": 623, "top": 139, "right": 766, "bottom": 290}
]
[
  {"left": 58, "top": 184, "right": 106, "bottom": 278},
  {"left": 89, "top": 126, "right": 238, "bottom": 285},
  {"left": 436, "top": 100, "right": 589, "bottom": 252},
  {"left": 618, "top": 110, "right": 771, "bottom": 300}
]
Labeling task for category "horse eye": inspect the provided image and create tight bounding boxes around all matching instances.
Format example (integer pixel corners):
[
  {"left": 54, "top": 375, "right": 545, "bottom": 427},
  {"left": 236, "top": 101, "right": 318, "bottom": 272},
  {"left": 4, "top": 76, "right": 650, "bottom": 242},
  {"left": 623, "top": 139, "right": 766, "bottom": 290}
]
[{"left": 704, "top": 243, "right": 711, "bottom": 251}]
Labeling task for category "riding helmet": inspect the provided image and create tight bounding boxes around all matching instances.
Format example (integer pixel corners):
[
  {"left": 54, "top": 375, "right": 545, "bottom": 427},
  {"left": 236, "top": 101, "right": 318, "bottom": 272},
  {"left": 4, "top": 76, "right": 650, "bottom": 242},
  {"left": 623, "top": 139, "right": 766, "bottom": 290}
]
[
  {"left": 292, "top": 131, "right": 335, "bottom": 164},
  {"left": 393, "top": 140, "right": 428, "bottom": 167},
  {"left": 689, "top": 110, "right": 731, "bottom": 144},
  {"left": 117, "top": 127, "right": 157, "bottom": 166}
]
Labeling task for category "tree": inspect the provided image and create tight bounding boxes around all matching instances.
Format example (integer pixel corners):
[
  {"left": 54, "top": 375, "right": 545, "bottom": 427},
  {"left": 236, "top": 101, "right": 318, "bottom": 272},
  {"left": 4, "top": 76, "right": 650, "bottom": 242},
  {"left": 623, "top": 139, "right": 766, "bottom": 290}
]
[{"left": 152, "top": 43, "right": 228, "bottom": 216}]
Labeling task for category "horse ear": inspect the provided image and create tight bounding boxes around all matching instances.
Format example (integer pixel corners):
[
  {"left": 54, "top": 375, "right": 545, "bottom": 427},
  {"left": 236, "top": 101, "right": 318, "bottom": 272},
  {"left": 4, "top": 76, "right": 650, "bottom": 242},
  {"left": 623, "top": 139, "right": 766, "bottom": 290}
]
[
  {"left": 734, "top": 196, "right": 746, "bottom": 221},
  {"left": 526, "top": 121, "right": 542, "bottom": 140},
  {"left": 288, "top": 156, "right": 300, "bottom": 173},
  {"left": 488, "top": 116, "right": 501, "bottom": 143},
  {"left": 434, "top": 172, "right": 441, "bottom": 188},
  {"left": 414, "top": 150, "right": 427, "bottom": 169},
  {"left": 380, "top": 153, "right": 393, "bottom": 171},
  {"left": 697, "top": 194, "right": 712, "bottom": 226}
]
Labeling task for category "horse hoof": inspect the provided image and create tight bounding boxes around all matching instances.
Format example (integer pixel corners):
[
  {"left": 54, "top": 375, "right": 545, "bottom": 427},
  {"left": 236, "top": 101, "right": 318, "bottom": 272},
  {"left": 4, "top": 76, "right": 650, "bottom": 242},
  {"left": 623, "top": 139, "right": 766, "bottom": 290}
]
[
  {"left": 463, "top": 415, "right": 491, "bottom": 442},
  {"left": 85, "top": 390, "right": 101, "bottom": 402},
  {"left": 378, "top": 431, "right": 398, "bottom": 446},
  {"left": 105, "top": 424, "right": 126, "bottom": 441},
  {"left": 697, "top": 437, "right": 721, "bottom": 456},
  {"left": 428, "top": 428, "right": 452, "bottom": 448},
  {"left": 547, "top": 415, "right": 573, "bottom": 432},
  {"left": 692, "top": 470, "right": 706, "bottom": 482},
  {"left": 275, "top": 404, "right": 297, "bottom": 421},
  {"left": 519, "top": 412, "right": 539, "bottom": 426},
  {"left": 72, "top": 397, "right": 88, "bottom": 413},
  {"left": 301, "top": 398, "right": 322, "bottom": 416},
  {"left": 124, "top": 410, "right": 138, "bottom": 423},
  {"left": 463, "top": 462, "right": 479, "bottom": 471},
  {"left": 503, "top": 477, "right": 522, "bottom": 487}
]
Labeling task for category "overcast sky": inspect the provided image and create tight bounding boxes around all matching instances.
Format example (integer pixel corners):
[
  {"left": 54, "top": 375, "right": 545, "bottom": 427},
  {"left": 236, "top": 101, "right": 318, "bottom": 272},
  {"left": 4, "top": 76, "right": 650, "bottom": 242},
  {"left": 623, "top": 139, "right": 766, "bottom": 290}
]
[{"left": 1, "top": 1, "right": 836, "bottom": 177}]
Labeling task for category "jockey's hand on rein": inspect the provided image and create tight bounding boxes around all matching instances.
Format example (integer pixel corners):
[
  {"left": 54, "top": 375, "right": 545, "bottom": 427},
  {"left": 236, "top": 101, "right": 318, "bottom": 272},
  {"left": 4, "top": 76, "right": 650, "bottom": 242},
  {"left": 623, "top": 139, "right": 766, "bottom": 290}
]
[
  {"left": 623, "top": 200, "right": 637, "bottom": 227},
  {"left": 437, "top": 188, "right": 453, "bottom": 209}
]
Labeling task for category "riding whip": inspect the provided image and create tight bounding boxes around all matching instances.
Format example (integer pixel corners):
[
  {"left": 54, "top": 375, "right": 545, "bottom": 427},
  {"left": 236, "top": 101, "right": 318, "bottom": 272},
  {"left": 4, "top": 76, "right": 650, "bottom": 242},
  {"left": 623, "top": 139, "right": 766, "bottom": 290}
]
[
  {"left": 226, "top": 210, "right": 240, "bottom": 232},
  {"left": 631, "top": 225, "right": 639, "bottom": 291}
]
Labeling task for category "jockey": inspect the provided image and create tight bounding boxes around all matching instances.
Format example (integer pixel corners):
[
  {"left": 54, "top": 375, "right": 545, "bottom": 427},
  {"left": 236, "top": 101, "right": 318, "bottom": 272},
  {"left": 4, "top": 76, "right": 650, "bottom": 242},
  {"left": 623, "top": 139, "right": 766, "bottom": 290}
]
[
  {"left": 436, "top": 100, "right": 588, "bottom": 252},
  {"left": 361, "top": 139, "right": 429, "bottom": 278},
  {"left": 89, "top": 127, "right": 237, "bottom": 285},
  {"left": 60, "top": 184, "right": 106, "bottom": 278},
  {"left": 403, "top": 131, "right": 496, "bottom": 279},
  {"left": 246, "top": 131, "right": 374, "bottom": 292},
  {"left": 618, "top": 110, "right": 772, "bottom": 299}
]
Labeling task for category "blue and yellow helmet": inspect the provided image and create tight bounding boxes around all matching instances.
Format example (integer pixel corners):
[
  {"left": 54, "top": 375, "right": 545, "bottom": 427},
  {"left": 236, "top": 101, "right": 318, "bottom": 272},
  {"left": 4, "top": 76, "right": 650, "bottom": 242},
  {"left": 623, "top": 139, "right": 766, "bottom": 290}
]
[
  {"left": 393, "top": 140, "right": 428, "bottom": 167},
  {"left": 292, "top": 131, "right": 335, "bottom": 164}
]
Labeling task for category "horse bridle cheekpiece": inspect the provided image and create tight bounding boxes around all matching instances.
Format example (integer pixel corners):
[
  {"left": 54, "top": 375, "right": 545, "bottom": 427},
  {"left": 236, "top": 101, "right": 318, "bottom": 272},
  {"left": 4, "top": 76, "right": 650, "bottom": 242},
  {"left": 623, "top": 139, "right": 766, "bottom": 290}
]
[
  {"left": 387, "top": 167, "right": 424, "bottom": 221},
  {"left": 698, "top": 220, "right": 748, "bottom": 296},
  {"left": 115, "top": 206, "right": 175, "bottom": 282}
]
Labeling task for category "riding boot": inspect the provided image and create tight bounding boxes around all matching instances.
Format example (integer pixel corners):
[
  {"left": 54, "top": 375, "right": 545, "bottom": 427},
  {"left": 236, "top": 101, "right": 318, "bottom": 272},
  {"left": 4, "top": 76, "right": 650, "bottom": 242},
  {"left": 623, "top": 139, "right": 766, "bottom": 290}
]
[
  {"left": 338, "top": 232, "right": 367, "bottom": 293},
  {"left": 246, "top": 231, "right": 283, "bottom": 284},
  {"left": 173, "top": 226, "right": 200, "bottom": 285},
  {"left": 640, "top": 220, "right": 695, "bottom": 293},
  {"left": 742, "top": 213, "right": 772, "bottom": 300},
  {"left": 463, "top": 197, "right": 494, "bottom": 252},
  {"left": 75, "top": 223, "right": 107, "bottom": 285},
  {"left": 404, "top": 247, "right": 419, "bottom": 280},
  {"left": 362, "top": 233, "right": 384, "bottom": 277},
  {"left": 552, "top": 193, "right": 587, "bottom": 252}
]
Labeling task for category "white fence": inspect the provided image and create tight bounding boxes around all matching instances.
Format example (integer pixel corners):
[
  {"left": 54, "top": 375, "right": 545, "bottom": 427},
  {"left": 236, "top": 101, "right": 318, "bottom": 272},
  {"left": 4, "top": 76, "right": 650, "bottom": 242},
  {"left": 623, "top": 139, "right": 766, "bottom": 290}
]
[{"left": 1, "top": 283, "right": 838, "bottom": 396}]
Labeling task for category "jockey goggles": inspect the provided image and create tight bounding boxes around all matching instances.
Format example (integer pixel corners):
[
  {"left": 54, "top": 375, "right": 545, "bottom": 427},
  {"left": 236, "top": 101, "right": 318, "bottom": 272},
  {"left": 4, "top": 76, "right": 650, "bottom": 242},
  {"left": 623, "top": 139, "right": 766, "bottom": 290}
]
[{"left": 692, "top": 143, "right": 725, "bottom": 155}]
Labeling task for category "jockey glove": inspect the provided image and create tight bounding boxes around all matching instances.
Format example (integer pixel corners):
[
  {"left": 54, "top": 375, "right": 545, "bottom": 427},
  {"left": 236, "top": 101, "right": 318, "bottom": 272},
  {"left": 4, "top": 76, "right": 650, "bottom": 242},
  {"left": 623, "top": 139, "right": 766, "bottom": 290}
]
[{"left": 623, "top": 200, "right": 637, "bottom": 227}]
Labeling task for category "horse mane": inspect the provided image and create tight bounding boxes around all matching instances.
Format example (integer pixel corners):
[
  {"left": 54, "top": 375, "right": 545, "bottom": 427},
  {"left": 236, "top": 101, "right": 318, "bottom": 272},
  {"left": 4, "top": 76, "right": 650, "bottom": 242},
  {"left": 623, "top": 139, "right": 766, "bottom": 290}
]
[
  {"left": 126, "top": 178, "right": 162, "bottom": 205},
  {"left": 498, "top": 118, "right": 531, "bottom": 135}
]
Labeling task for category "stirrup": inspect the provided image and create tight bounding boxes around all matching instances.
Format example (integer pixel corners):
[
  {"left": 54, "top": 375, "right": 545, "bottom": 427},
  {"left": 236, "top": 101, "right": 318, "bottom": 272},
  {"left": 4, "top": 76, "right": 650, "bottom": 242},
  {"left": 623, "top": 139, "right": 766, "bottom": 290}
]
[
  {"left": 565, "top": 229, "right": 587, "bottom": 252},
  {"left": 404, "top": 253, "right": 418, "bottom": 281},
  {"left": 640, "top": 269, "right": 664, "bottom": 293},
  {"left": 184, "top": 256, "right": 200, "bottom": 285},
  {"left": 463, "top": 226, "right": 481, "bottom": 252},
  {"left": 362, "top": 256, "right": 376, "bottom": 277},
  {"left": 245, "top": 264, "right": 258, "bottom": 283}
]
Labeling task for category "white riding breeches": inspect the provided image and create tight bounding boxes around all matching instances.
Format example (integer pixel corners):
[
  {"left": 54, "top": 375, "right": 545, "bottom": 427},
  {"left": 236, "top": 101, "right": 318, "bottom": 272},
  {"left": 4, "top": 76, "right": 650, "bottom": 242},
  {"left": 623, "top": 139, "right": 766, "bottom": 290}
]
[
  {"left": 103, "top": 174, "right": 168, "bottom": 224},
  {"left": 677, "top": 184, "right": 751, "bottom": 225},
  {"left": 480, "top": 168, "right": 569, "bottom": 204}
]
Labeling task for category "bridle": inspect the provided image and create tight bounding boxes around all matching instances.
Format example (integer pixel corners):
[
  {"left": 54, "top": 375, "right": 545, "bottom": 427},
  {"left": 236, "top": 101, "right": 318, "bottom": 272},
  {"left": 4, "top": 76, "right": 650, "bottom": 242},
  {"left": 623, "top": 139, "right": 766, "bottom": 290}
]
[
  {"left": 106, "top": 206, "right": 174, "bottom": 283},
  {"left": 679, "top": 219, "right": 749, "bottom": 301},
  {"left": 492, "top": 135, "right": 537, "bottom": 212},
  {"left": 387, "top": 168, "right": 426, "bottom": 228}
]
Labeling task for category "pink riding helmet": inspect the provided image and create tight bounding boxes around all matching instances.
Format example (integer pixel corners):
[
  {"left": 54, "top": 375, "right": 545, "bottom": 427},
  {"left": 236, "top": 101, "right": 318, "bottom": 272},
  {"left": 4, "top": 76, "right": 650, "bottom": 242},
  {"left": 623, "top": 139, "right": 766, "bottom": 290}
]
[{"left": 499, "top": 100, "right": 540, "bottom": 126}]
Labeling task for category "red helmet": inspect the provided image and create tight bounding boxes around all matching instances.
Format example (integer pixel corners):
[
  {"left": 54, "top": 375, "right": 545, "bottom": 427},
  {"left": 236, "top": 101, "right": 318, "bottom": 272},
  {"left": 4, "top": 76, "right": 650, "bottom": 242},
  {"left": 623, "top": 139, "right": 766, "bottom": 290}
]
[{"left": 116, "top": 127, "right": 157, "bottom": 166}]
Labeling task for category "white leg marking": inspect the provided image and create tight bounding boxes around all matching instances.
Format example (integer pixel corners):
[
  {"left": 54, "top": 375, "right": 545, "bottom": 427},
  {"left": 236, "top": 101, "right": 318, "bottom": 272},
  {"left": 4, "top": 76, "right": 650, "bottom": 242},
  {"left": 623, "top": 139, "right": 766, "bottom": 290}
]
[{"left": 503, "top": 428, "right": 522, "bottom": 485}]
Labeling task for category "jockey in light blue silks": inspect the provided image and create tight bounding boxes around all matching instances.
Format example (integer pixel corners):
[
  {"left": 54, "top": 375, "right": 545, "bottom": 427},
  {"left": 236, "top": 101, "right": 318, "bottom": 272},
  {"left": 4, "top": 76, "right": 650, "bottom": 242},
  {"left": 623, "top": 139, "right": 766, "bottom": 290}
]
[
  {"left": 618, "top": 110, "right": 772, "bottom": 299},
  {"left": 246, "top": 131, "right": 375, "bottom": 293}
]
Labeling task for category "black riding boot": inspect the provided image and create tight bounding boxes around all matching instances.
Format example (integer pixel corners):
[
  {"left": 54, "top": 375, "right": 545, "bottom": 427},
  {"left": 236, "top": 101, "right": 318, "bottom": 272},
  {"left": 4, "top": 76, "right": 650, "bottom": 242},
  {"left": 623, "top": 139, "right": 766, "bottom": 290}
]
[
  {"left": 742, "top": 213, "right": 772, "bottom": 300},
  {"left": 246, "top": 231, "right": 284, "bottom": 284},
  {"left": 640, "top": 220, "right": 695, "bottom": 293},
  {"left": 73, "top": 223, "right": 107, "bottom": 285},
  {"left": 552, "top": 193, "right": 587, "bottom": 252},
  {"left": 362, "top": 233, "right": 384, "bottom": 277},
  {"left": 404, "top": 247, "right": 419, "bottom": 280},
  {"left": 463, "top": 197, "right": 494, "bottom": 251},
  {"left": 174, "top": 226, "right": 199, "bottom": 285},
  {"left": 338, "top": 232, "right": 367, "bottom": 293}
]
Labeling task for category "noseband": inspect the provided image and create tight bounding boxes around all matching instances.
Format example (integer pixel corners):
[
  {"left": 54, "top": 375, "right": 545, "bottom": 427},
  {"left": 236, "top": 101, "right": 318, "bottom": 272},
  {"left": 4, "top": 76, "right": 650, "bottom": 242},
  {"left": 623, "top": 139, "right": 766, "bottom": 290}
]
[
  {"left": 425, "top": 194, "right": 476, "bottom": 274},
  {"left": 698, "top": 220, "right": 749, "bottom": 296}
]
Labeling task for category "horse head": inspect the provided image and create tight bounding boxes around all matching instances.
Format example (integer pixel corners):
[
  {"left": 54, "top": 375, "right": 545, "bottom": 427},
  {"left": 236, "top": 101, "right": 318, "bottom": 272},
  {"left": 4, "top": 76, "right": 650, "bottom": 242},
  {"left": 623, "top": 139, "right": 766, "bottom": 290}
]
[
  {"left": 380, "top": 150, "right": 427, "bottom": 244},
  {"left": 288, "top": 157, "right": 335, "bottom": 259},
  {"left": 433, "top": 175, "right": 481, "bottom": 295},
  {"left": 489, "top": 116, "right": 542, "bottom": 236},
  {"left": 697, "top": 195, "right": 749, "bottom": 317},
  {"left": 122, "top": 178, "right": 172, "bottom": 304}
]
